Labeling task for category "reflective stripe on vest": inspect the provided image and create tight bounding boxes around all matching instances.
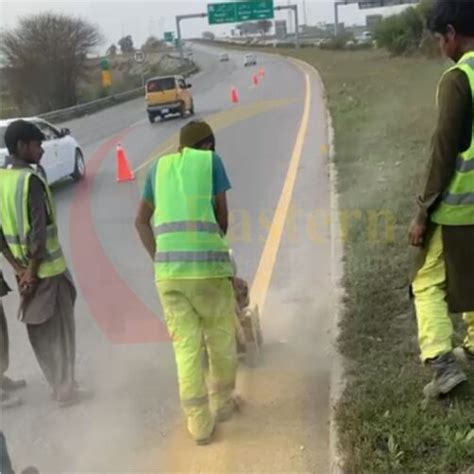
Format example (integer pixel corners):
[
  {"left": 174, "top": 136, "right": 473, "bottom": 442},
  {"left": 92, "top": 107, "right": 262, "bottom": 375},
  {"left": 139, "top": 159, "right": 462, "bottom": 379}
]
[
  {"left": 443, "top": 192, "right": 474, "bottom": 206},
  {"left": 2, "top": 226, "right": 58, "bottom": 246},
  {"left": 155, "top": 250, "right": 231, "bottom": 263},
  {"left": 154, "top": 221, "right": 221, "bottom": 236},
  {"left": 0, "top": 168, "right": 66, "bottom": 278},
  {"left": 153, "top": 148, "right": 233, "bottom": 280},
  {"left": 431, "top": 51, "right": 474, "bottom": 225},
  {"left": 456, "top": 155, "right": 474, "bottom": 173}
]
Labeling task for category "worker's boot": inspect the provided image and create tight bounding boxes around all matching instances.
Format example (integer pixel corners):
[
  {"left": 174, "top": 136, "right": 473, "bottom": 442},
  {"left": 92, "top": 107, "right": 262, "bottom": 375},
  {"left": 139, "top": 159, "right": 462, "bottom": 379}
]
[
  {"left": 1, "top": 388, "right": 22, "bottom": 409},
  {"left": 1, "top": 375, "right": 27, "bottom": 392},
  {"left": 215, "top": 394, "right": 242, "bottom": 422},
  {"left": 195, "top": 421, "right": 216, "bottom": 446},
  {"left": 453, "top": 346, "right": 474, "bottom": 366},
  {"left": 423, "top": 352, "right": 467, "bottom": 399}
]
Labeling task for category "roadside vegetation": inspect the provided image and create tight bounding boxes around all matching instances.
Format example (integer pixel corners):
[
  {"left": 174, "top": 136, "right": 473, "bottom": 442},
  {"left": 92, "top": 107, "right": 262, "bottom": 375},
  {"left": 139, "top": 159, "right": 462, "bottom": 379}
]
[
  {"left": 0, "top": 13, "right": 192, "bottom": 119},
  {"left": 282, "top": 47, "right": 474, "bottom": 473},
  {"left": 374, "top": 0, "right": 438, "bottom": 56}
]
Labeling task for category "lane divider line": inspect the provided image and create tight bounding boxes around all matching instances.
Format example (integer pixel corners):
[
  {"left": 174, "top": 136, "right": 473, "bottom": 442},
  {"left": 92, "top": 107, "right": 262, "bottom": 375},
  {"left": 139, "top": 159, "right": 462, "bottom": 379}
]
[
  {"left": 249, "top": 68, "right": 311, "bottom": 315},
  {"left": 134, "top": 144, "right": 174, "bottom": 173},
  {"left": 133, "top": 99, "right": 299, "bottom": 176}
]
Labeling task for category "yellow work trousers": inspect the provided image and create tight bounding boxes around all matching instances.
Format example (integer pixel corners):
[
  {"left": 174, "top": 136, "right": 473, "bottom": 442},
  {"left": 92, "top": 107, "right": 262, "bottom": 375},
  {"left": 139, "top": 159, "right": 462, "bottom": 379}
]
[
  {"left": 157, "top": 278, "right": 237, "bottom": 441},
  {"left": 412, "top": 226, "right": 474, "bottom": 361}
]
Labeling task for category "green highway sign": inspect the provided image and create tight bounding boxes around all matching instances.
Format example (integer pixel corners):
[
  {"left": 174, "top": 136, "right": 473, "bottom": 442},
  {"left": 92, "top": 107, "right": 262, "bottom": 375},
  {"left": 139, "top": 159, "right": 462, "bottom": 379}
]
[
  {"left": 237, "top": 0, "right": 274, "bottom": 21},
  {"left": 208, "top": 2, "right": 236, "bottom": 24},
  {"left": 208, "top": 1, "right": 274, "bottom": 25},
  {"left": 164, "top": 31, "right": 175, "bottom": 42}
]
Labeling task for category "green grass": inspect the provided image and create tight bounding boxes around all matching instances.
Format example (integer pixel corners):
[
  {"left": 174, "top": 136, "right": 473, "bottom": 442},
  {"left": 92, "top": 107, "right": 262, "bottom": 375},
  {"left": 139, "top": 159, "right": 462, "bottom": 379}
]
[{"left": 281, "top": 47, "right": 474, "bottom": 473}]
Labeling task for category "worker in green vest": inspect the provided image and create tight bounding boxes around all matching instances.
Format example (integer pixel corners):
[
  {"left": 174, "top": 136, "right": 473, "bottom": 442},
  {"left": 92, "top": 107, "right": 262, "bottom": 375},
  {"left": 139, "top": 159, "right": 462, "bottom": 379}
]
[
  {"left": 409, "top": 0, "right": 474, "bottom": 398},
  {"left": 0, "top": 120, "right": 82, "bottom": 406},
  {"left": 135, "top": 120, "right": 237, "bottom": 444}
]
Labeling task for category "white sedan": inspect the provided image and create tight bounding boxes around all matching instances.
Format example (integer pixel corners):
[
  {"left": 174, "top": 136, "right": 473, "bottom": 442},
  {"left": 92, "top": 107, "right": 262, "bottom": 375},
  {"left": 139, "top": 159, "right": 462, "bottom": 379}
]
[{"left": 0, "top": 117, "right": 85, "bottom": 184}]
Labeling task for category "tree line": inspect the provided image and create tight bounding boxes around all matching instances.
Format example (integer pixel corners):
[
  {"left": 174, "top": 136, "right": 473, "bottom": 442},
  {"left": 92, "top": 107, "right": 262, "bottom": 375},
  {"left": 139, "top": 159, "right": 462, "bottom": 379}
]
[
  {"left": 0, "top": 13, "right": 167, "bottom": 116},
  {"left": 374, "top": 0, "right": 438, "bottom": 56}
]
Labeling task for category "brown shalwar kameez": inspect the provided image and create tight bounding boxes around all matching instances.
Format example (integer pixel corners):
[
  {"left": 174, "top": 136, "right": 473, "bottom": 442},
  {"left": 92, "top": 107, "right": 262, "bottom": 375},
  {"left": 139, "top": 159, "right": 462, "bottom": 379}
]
[
  {"left": 1, "top": 157, "right": 77, "bottom": 400},
  {"left": 0, "top": 303, "right": 8, "bottom": 379},
  {"left": 0, "top": 278, "right": 10, "bottom": 379}
]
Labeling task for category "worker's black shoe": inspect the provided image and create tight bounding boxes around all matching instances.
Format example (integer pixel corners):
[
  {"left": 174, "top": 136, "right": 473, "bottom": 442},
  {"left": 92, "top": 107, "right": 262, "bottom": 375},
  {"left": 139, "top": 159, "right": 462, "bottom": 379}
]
[
  {"left": 423, "top": 352, "right": 467, "bottom": 399},
  {"left": 1, "top": 389, "right": 22, "bottom": 409},
  {"left": 195, "top": 421, "right": 216, "bottom": 446},
  {"left": 21, "top": 467, "right": 39, "bottom": 474},
  {"left": 1, "top": 376, "right": 27, "bottom": 392},
  {"left": 453, "top": 346, "right": 474, "bottom": 366},
  {"left": 215, "top": 395, "right": 242, "bottom": 422}
]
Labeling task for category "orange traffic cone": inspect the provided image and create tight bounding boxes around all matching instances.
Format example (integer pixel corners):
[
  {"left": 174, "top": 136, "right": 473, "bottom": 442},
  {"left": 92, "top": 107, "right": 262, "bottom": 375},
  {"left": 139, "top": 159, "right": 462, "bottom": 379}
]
[
  {"left": 116, "top": 144, "right": 134, "bottom": 182},
  {"left": 230, "top": 86, "right": 239, "bottom": 104},
  {"left": 252, "top": 74, "right": 259, "bottom": 86},
  {"left": 258, "top": 67, "right": 265, "bottom": 78}
]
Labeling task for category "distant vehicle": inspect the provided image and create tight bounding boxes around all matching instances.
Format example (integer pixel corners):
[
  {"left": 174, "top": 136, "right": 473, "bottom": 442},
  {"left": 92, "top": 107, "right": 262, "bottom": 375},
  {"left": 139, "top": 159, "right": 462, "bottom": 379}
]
[
  {"left": 0, "top": 117, "right": 85, "bottom": 184},
  {"left": 356, "top": 31, "right": 373, "bottom": 43},
  {"left": 219, "top": 52, "right": 230, "bottom": 62},
  {"left": 243, "top": 53, "right": 257, "bottom": 67},
  {"left": 145, "top": 75, "right": 194, "bottom": 124}
]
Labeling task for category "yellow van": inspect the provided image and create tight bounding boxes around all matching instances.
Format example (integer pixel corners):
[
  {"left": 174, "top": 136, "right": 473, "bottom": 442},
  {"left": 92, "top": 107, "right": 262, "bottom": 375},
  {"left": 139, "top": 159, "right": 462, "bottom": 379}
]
[{"left": 145, "top": 75, "right": 194, "bottom": 123}]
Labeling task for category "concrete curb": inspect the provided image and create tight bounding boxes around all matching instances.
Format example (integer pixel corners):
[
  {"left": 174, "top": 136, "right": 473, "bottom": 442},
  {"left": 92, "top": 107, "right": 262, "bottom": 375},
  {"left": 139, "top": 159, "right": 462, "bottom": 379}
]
[
  {"left": 328, "top": 114, "right": 346, "bottom": 474},
  {"left": 291, "top": 57, "right": 347, "bottom": 474}
]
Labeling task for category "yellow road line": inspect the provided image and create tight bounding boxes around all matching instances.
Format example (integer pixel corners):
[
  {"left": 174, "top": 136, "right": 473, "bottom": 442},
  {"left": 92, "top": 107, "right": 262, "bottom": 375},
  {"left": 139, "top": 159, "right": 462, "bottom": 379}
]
[
  {"left": 250, "top": 65, "right": 312, "bottom": 314},
  {"left": 132, "top": 98, "right": 298, "bottom": 176},
  {"left": 134, "top": 144, "right": 174, "bottom": 173}
]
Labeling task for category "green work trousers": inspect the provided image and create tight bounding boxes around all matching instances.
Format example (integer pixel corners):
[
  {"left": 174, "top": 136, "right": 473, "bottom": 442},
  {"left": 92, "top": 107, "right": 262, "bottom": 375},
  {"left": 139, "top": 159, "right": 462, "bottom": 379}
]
[
  {"left": 412, "top": 226, "right": 474, "bottom": 361},
  {"left": 157, "top": 278, "right": 237, "bottom": 441}
]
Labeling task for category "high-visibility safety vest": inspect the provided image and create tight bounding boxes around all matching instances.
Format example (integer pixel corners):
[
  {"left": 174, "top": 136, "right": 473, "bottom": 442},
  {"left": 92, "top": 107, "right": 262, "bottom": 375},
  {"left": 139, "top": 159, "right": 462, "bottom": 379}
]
[
  {"left": 431, "top": 51, "right": 474, "bottom": 225},
  {"left": 0, "top": 168, "right": 66, "bottom": 279},
  {"left": 153, "top": 147, "right": 233, "bottom": 281}
]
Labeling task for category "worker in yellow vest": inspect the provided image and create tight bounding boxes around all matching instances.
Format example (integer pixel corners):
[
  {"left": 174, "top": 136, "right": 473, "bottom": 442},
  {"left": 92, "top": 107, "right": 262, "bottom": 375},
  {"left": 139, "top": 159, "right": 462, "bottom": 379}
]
[
  {"left": 135, "top": 120, "right": 237, "bottom": 444},
  {"left": 0, "top": 120, "right": 82, "bottom": 406},
  {"left": 409, "top": 0, "right": 474, "bottom": 398}
]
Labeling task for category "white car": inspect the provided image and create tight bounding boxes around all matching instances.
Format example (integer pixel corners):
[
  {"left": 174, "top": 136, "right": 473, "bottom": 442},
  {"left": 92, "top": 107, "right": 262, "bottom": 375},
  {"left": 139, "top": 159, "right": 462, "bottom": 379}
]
[
  {"left": 356, "top": 31, "right": 373, "bottom": 44},
  {"left": 243, "top": 53, "right": 257, "bottom": 67},
  {"left": 0, "top": 117, "right": 85, "bottom": 184},
  {"left": 219, "top": 52, "right": 230, "bottom": 62}
]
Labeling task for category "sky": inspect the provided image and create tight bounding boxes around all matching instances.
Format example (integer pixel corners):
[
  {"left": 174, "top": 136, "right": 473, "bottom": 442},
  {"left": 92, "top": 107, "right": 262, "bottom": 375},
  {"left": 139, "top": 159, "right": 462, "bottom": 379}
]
[{"left": 0, "top": 0, "right": 412, "bottom": 51}]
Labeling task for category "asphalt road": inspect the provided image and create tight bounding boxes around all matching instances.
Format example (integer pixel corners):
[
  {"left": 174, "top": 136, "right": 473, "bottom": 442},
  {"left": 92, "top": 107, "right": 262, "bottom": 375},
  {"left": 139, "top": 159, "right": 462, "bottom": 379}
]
[{"left": 1, "top": 44, "right": 335, "bottom": 473}]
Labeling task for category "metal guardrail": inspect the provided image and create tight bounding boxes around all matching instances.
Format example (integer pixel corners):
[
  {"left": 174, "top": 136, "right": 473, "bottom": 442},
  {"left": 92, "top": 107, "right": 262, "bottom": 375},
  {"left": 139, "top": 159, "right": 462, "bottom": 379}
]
[{"left": 40, "top": 65, "right": 198, "bottom": 124}]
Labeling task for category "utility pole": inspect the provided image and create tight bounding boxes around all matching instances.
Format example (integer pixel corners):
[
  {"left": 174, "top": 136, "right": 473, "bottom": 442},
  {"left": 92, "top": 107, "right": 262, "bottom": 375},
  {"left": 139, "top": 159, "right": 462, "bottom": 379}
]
[
  {"left": 302, "top": 0, "right": 308, "bottom": 26},
  {"left": 286, "top": 0, "right": 292, "bottom": 33},
  {"left": 158, "top": 17, "right": 165, "bottom": 39},
  {"left": 334, "top": 1, "right": 344, "bottom": 36},
  {"left": 275, "top": 4, "right": 300, "bottom": 48},
  {"left": 175, "top": 13, "right": 208, "bottom": 60}
]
